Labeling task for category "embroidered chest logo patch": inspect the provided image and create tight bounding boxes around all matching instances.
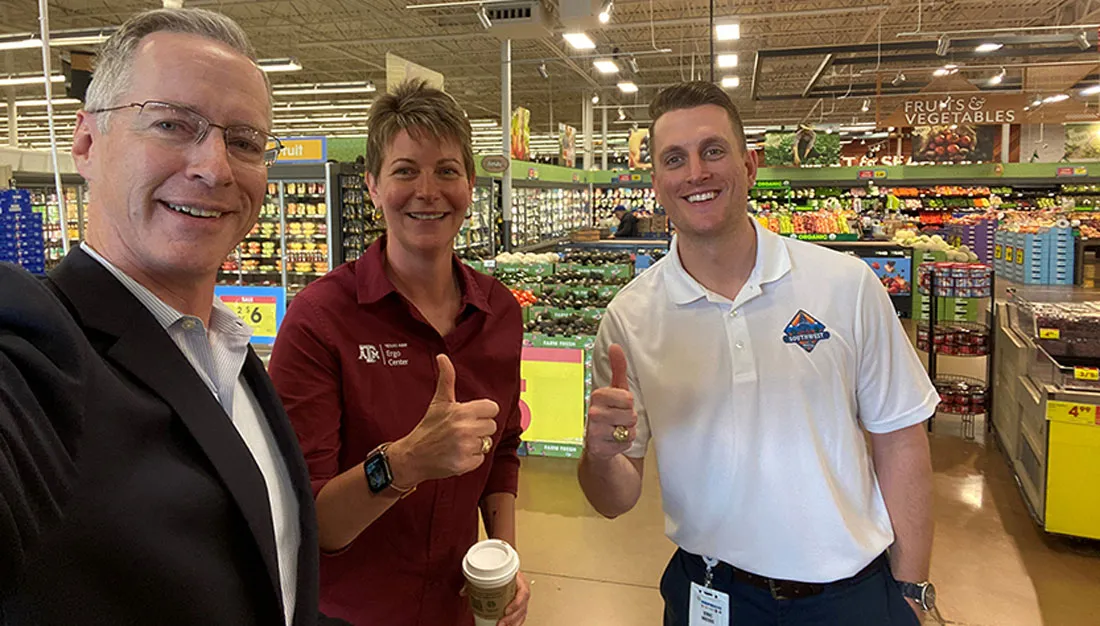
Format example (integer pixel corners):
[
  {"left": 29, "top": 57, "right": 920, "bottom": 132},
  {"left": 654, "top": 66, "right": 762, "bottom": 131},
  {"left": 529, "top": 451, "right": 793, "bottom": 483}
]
[{"left": 782, "top": 310, "right": 831, "bottom": 353}]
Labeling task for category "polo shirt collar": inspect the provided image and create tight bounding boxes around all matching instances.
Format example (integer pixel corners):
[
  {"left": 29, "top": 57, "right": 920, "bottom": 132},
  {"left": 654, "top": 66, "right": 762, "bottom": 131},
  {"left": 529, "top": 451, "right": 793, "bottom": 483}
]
[
  {"left": 355, "top": 235, "right": 492, "bottom": 314},
  {"left": 664, "top": 217, "right": 792, "bottom": 306}
]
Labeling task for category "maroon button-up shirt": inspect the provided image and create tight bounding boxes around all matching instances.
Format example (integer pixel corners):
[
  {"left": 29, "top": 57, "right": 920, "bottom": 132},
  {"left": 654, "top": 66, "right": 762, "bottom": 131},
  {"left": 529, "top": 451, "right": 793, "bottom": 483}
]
[{"left": 268, "top": 237, "right": 523, "bottom": 626}]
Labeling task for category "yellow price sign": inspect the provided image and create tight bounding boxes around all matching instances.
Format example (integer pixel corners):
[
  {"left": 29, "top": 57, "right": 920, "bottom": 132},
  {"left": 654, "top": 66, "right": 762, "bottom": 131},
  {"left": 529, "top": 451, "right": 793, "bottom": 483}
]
[
  {"left": 1046, "top": 400, "right": 1099, "bottom": 425},
  {"left": 1074, "top": 367, "right": 1100, "bottom": 381},
  {"left": 1015, "top": 249, "right": 1024, "bottom": 264},
  {"left": 994, "top": 245, "right": 1002, "bottom": 260},
  {"left": 1039, "top": 328, "right": 1061, "bottom": 339},
  {"left": 519, "top": 347, "right": 586, "bottom": 444},
  {"left": 219, "top": 294, "right": 278, "bottom": 338}
]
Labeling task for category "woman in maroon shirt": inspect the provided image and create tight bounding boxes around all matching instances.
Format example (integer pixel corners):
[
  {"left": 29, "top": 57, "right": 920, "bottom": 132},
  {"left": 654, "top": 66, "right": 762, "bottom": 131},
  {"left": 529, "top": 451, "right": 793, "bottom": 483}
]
[{"left": 269, "top": 79, "right": 529, "bottom": 626}]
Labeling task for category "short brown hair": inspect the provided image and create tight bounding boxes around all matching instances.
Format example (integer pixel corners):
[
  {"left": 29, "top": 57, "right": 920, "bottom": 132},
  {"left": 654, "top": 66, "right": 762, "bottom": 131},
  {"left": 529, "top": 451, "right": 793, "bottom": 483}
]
[
  {"left": 365, "top": 79, "right": 475, "bottom": 181},
  {"left": 648, "top": 81, "right": 748, "bottom": 155}
]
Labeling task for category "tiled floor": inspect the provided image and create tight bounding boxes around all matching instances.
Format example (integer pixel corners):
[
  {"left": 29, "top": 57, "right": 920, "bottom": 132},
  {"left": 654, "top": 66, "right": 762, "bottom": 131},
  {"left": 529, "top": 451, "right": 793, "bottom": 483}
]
[{"left": 512, "top": 430, "right": 1100, "bottom": 625}]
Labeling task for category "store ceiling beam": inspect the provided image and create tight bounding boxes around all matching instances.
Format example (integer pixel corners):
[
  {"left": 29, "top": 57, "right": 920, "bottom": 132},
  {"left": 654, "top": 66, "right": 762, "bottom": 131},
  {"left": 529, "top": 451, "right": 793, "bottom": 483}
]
[
  {"left": 758, "top": 33, "right": 1090, "bottom": 59},
  {"left": 802, "top": 54, "right": 834, "bottom": 99},
  {"left": 829, "top": 46, "right": 1096, "bottom": 68}
]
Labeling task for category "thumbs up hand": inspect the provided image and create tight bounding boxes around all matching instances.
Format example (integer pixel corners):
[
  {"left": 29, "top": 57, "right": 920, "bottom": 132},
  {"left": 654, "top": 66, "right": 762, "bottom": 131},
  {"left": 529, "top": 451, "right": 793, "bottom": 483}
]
[
  {"left": 585, "top": 344, "right": 638, "bottom": 461},
  {"left": 387, "top": 355, "right": 501, "bottom": 488}
]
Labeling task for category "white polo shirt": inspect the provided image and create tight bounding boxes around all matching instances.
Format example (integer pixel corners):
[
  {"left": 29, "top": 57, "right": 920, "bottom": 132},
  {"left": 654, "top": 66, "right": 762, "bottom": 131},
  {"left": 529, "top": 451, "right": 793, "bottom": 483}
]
[{"left": 593, "top": 220, "right": 938, "bottom": 583}]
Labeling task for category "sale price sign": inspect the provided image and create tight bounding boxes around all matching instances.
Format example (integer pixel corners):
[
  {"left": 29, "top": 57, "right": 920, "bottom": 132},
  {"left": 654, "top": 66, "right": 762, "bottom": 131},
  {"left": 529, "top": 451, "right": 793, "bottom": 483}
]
[
  {"left": 519, "top": 346, "right": 585, "bottom": 445},
  {"left": 214, "top": 286, "right": 287, "bottom": 345}
]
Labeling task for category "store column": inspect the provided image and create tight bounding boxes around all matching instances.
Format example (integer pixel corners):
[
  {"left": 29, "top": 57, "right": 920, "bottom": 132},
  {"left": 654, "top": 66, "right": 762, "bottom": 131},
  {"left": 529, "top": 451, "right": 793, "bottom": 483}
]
[
  {"left": 601, "top": 106, "right": 608, "bottom": 170},
  {"left": 6, "top": 94, "right": 16, "bottom": 147},
  {"left": 583, "top": 96, "right": 594, "bottom": 170},
  {"left": 501, "top": 39, "right": 513, "bottom": 251}
]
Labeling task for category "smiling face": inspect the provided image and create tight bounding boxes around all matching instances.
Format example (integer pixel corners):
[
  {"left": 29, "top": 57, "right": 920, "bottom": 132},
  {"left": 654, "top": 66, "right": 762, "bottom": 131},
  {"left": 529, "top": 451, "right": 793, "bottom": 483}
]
[
  {"left": 366, "top": 128, "right": 473, "bottom": 256},
  {"left": 650, "top": 104, "right": 758, "bottom": 242},
  {"left": 72, "top": 31, "right": 270, "bottom": 284}
]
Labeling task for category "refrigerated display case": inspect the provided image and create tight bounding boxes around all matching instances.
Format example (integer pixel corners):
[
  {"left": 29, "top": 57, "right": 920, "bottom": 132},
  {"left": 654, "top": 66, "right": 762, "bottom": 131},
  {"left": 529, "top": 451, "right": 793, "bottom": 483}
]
[
  {"left": 219, "top": 162, "right": 351, "bottom": 300},
  {"left": 456, "top": 180, "right": 495, "bottom": 259},
  {"left": 510, "top": 183, "right": 590, "bottom": 249},
  {"left": 13, "top": 173, "right": 87, "bottom": 269},
  {"left": 333, "top": 162, "right": 384, "bottom": 264}
]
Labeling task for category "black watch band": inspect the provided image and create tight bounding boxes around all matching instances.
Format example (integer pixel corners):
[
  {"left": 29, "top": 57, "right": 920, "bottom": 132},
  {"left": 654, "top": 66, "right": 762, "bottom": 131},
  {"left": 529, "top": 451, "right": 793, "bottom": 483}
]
[
  {"left": 363, "top": 443, "right": 417, "bottom": 498},
  {"left": 898, "top": 581, "right": 936, "bottom": 611}
]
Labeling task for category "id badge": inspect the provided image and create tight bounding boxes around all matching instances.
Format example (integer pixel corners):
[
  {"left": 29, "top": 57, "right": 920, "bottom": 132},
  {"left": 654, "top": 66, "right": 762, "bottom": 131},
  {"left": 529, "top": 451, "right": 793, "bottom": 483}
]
[{"left": 689, "top": 581, "right": 730, "bottom": 626}]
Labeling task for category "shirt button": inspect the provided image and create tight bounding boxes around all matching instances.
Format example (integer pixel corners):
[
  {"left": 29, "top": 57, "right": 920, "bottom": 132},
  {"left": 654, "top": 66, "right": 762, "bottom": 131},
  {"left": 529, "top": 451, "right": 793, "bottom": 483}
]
[
  {"left": 735, "top": 341, "right": 745, "bottom": 350},
  {"left": 182, "top": 319, "right": 197, "bottom": 330}
]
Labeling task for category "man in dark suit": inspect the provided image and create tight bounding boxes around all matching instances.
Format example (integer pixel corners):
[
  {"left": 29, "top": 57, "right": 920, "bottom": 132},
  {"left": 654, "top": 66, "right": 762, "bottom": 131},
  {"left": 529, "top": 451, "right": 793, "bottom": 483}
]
[
  {"left": 613, "top": 205, "right": 641, "bottom": 238},
  {"left": 0, "top": 8, "right": 339, "bottom": 625}
]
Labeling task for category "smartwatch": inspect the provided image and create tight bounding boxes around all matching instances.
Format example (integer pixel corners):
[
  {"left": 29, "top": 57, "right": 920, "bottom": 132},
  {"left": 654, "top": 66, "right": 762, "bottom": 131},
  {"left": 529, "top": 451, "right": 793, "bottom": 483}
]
[
  {"left": 898, "top": 581, "right": 937, "bottom": 611},
  {"left": 363, "top": 443, "right": 416, "bottom": 498}
]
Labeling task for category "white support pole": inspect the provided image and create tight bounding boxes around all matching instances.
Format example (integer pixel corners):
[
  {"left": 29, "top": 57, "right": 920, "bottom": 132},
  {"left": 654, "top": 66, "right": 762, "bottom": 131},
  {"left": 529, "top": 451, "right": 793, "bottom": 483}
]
[
  {"left": 1001, "top": 123, "right": 1010, "bottom": 163},
  {"left": 601, "top": 106, "right": 608, "bottom": 170},
  {"left": 38, "top": 0, "right": 69, "bottom": 253},
  {"left": 583, "top": 97, "right": 594, "bottom": 170},
  {"left": 7, "top": 94, "right": 16, "bottom": 147},
  {"left": 501, "top": 39, "right": 513, "bottom": 250}
]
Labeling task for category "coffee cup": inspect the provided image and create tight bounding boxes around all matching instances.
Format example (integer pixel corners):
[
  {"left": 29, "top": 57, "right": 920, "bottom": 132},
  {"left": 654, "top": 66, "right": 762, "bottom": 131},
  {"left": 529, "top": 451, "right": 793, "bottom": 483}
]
[{"left": 462, "top": 539, "right": 520, "bottom": 626}]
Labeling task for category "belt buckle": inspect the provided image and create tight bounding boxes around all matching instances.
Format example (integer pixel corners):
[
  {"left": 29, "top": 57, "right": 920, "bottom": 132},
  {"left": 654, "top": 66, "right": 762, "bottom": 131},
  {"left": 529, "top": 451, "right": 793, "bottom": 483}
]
[{"left": 767, "top": 578, "right": 788, "bottom": 601}]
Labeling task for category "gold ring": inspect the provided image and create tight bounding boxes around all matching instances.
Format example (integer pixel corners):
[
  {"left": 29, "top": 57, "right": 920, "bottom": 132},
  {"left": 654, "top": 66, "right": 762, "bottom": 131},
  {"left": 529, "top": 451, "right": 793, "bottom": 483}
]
[
  {"left": 612, "top": 425, "right": 630, "bottom": 443},
  {"left": 481, "top": 436, "right": 493, "bottom": 454}
]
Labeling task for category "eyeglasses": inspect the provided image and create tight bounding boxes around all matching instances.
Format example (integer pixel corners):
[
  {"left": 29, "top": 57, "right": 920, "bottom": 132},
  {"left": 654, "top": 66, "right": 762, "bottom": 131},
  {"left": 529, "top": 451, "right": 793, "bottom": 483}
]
[{"left": 85, "top": 100, "right": 283, "bottom": 167}]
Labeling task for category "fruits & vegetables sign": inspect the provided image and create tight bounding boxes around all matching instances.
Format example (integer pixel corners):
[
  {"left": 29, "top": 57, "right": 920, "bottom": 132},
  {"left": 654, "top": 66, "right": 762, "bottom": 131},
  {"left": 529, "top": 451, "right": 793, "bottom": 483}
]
[
  {"left": 883, "top": 93, "right": 1027, "bottom": 128},
  {"left": 912, "top": 125, "right": 995, "bottom": 163}
]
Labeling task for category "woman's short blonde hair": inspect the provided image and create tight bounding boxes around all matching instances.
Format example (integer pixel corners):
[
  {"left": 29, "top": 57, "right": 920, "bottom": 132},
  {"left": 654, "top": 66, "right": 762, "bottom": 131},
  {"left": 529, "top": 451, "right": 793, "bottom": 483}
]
[{"left": 365, "top": 79, "right": 475, "bottom": 181}]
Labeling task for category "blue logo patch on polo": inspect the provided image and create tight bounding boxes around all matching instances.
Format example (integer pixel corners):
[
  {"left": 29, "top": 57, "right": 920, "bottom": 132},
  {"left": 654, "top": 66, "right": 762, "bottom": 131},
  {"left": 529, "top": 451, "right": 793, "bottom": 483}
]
[{"left": 782, "top": 310, "right": 831, "bottom": 353}]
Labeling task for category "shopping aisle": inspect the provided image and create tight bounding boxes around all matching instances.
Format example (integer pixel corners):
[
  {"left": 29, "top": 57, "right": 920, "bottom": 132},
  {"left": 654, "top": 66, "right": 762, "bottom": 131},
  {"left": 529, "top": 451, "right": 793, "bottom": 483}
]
[{"left": 513, "top": 434, "right": 1100, "bottom": 626}]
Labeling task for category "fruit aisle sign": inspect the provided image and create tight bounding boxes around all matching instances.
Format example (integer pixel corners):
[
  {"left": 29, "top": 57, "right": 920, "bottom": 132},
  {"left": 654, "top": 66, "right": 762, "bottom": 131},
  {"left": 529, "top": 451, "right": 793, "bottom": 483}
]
[
  {"left": 519, "top": 346, "right": 586, "bottom": 450},
  {"left": 881, "top": 75, "right": 1027, "bottom": 128},
  {"left": 214, "top": 285, "right": 287, "bottom": 345}
]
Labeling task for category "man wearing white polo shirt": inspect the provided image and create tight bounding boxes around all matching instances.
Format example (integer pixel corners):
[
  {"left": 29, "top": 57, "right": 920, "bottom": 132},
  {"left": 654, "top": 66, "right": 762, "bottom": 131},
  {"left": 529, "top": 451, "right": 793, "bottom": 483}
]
[{"left": 578, "top": 81, "right": 940, "bottom": 626}]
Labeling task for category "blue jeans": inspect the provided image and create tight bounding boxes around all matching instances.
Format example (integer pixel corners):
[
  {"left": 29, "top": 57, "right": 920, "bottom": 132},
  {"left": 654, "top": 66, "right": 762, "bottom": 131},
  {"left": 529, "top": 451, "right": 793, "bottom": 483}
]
[{"left": 660, "top": 549, "right": 922, "bottom": 626}]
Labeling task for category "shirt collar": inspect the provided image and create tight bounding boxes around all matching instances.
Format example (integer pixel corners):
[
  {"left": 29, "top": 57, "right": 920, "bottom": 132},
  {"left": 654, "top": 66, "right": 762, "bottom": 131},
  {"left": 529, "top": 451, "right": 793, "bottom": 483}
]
[
  {"left": 79, "top": 241, "right": 252, "bottom": 338},
  {"left": 355, "top": 235, "right": 492, "bottom": 314},
  {"left": 663, "top": 218, "right": 792, "bottom": 306}
]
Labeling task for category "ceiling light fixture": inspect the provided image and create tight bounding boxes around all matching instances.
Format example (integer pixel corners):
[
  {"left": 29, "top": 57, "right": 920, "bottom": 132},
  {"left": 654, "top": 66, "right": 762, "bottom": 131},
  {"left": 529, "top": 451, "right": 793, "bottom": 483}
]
[
  {"left": 861, "top": 98, "right": 870, "bottom": 113},
  {"left": 617, "top": 81, "right": 638, "bottom": 93},
  {"left": 592, "top": 93, "right": 601, "bottom": 103},
  {"left": 975, "top": 42, "right": 1003, "bottom": 53},
  {"left": 273, "top": 81, "right": 376, "bottom": 96},
  {"left": 0, "top": 74, "right": 64, "bottom": 87},
  {"left": 1080, "top": 84, "right": 1100, "bottom": 97},
  {"left": 537, "top": 62, "right": 549, "bottom": 79},
  {"left": 717, "top": 53, "right": 738, "bottom": 68},
  {"left": 1076, "top": 30, "right": 1091, "bottom": 51},
  {"left": 626, "top": 56, "right": 639, "bottom": 74},
  {"left": 598, "top": 0, "right": 613, "bottom": 24},
  {"left": 720, "top": 75, "right": 740, "bottom": 89},
  {"left": 989, "top": 67, "right": 1006, "bottom": 86},
  {"left": 715, "top": 22, "right": 740, "bottom": 41},
  {"left": 891, "top": 72, "right": 906, "bottom": 86},
  {"left": 593, "top": 59, "right": 619, "bottom": 74},
  {"left": 564, "top": 32, "right": 596, "bottom": 50},
  {"left": 476, "top": 6, "right": 492, "bottom": 30},
  {"left": 1043, "top": 93, "right": 1069, "bottom": 103},
  {"left": 618, "top": 106, "right": 626, "bottom": 121},
  {"left": 8, "top": 97, "right": 81, "bottom": 108},
  {"left": 936, "top": 33, "right": 950, "bottom": 56},
  {"left": 258, "top": 58, "right": 303, "bottom": 73}
]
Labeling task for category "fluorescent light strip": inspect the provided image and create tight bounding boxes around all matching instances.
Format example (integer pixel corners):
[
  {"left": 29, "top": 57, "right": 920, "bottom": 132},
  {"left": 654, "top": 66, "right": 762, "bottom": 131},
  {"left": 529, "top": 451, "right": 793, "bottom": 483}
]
[
  {"left": 594, "top": 59, "right": 619, "bottom": 74},
  {"left": 715, "top": 23, "right": 740, "bottom": 41},
  {"left": 258, "top": 58, "right": 302, "bottom": 73},
  {"left": 717, "top": 54, "right": 738, "bottom": 68},
  {"left": 563, "top": 32, "right": 596, "bottom": 49},
  {"left": 0, "top": 74, "right": 65, "bottom": 87},
  {"left": 273, "top": 82, "right": 375, "bottom": 96}
]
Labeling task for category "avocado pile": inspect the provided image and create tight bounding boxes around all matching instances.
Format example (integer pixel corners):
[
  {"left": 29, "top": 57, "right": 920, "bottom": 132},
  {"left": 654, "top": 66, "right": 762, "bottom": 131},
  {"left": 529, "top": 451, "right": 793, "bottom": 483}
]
[
  {"left": 541, "top": 288, "right": 613, "bottom": 309},
  {"left": 525, "top": 312, "right": 600, "bottom": 337},
  {"left": 563, "top": 250, "right": 632, "bottom": 266}
]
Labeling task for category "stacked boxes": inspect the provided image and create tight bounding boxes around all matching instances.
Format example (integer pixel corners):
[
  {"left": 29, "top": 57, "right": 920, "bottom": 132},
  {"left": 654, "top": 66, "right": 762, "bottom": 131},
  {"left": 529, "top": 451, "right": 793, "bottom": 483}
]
[
  {"left": 945, "top": 219, "right": 996, "bottom": 264},
  {"left": 994, "top": 227, "right": 1075, "bottom": 285},
  {"left": 0, "top": 190, "right": 46, "bottom": 275}
]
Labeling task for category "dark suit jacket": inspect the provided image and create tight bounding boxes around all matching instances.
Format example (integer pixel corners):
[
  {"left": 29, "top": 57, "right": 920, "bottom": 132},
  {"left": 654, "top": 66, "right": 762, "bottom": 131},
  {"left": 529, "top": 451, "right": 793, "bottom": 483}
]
[
  {"left": 0, "top": 250, "right": 325, "bottom": 625},
  {"left": 614, "top": 212, "right": 640, "bottom": 238}
]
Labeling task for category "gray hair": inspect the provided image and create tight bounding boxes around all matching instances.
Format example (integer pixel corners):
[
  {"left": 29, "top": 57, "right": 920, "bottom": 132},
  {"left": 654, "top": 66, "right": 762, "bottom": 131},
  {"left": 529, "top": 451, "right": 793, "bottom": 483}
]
[{"left": 84, "top": 7, "right": 272, "bottom": 131}]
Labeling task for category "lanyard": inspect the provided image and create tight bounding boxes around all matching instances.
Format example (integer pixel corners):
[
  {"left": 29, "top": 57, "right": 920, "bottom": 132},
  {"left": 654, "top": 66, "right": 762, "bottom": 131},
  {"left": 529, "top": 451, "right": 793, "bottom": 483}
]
[{"left": 702, "top": 556, "right": 720, "bottom": 588}]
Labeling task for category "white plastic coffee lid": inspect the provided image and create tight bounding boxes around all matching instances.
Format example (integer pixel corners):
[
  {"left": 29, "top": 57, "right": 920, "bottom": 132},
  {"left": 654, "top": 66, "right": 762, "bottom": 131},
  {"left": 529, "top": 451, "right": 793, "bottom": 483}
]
[{"left": 462, "top": 539, "right": 520, "bottom": 588}]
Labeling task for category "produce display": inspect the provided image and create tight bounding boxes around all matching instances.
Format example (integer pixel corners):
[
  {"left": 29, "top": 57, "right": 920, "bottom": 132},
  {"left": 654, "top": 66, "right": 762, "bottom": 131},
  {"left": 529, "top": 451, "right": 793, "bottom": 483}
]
[
  {"left": 755, "top": 209, "right": 853, "bottom": 237},
  {"left": 893, "top": 230, "right": 980, "bottom": 262},
  {"left": 561, "top": 250, "right": 632, "bottom": 266},
  {"left": 524, "top": 311, "right": 600, "bottom": 336},
  {"left": 511, "top": 187, "right": 590, "bottom": 248},
  {"left": 495, "top": 251, "right": 560, "bottom": 265}
]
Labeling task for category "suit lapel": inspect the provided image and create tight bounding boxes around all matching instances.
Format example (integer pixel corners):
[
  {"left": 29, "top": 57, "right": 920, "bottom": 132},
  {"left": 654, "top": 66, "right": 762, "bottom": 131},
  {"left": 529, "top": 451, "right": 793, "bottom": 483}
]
[
  {"left": 49, "top": 249, "right": 284, "bottom": 609},
  {"left": 242, "top": 349, "right": 320, "bottom": 626}
]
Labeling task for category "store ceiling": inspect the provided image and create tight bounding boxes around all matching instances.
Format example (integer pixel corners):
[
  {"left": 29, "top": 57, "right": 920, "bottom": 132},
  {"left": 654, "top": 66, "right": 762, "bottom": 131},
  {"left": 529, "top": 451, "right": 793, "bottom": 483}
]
[{"left": 1, "top": 0, "right": 1098, "bottom": 152}]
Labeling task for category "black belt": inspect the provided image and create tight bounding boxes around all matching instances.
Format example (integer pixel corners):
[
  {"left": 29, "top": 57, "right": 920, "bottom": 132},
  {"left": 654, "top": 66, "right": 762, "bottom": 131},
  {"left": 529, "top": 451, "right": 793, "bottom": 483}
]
[{"left": 724, "top": 553, "right": 888, "bottom": 600}]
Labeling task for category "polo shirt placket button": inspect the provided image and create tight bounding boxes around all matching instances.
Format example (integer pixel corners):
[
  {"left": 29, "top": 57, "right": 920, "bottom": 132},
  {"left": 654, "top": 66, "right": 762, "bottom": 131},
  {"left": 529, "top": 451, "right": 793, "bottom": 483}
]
[{"left": 735, "top": 340, "right": 745, "bottom": 350}]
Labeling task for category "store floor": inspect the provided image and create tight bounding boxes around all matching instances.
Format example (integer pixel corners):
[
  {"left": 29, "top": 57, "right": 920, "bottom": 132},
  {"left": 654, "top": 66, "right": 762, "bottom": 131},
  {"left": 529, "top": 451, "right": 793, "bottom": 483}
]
[{"left": 513, "top": 430, "right": 1100, "bottom": 626}]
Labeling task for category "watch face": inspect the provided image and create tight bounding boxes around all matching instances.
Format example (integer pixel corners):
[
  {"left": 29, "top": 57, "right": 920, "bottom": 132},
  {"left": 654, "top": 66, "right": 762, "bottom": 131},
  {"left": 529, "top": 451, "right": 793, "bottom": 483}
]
[
  {"left": 365, "top": 453, "right": 392, "bottom": 494},
  {"left": 923, "top": 583, "right": 937, "bottom": 610}
]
